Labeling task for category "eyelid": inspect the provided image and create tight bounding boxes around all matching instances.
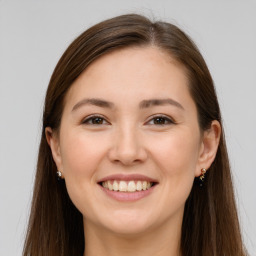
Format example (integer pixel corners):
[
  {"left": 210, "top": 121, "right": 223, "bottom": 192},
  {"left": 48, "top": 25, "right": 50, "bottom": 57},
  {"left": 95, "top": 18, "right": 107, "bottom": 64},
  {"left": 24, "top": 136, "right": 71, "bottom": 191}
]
[
  {"left": 81, "top": 114, "right": 176, "bottom": 126},
  {"left": 146, "top": 114, "right": 176, "bottom": 125},
  {"left": 81, "top": 114, "right": 110, "bottom": 125}
]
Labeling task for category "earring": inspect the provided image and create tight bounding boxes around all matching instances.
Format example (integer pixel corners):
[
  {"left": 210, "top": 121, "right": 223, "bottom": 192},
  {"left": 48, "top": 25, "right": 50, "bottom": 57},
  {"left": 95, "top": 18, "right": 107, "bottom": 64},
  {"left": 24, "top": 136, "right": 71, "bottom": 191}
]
[
  {"left": 56, "top": 171, "right": 62, "bottom": 180},
  {"left": 199, "top": 168, "right": 207, "bottom": 187}
]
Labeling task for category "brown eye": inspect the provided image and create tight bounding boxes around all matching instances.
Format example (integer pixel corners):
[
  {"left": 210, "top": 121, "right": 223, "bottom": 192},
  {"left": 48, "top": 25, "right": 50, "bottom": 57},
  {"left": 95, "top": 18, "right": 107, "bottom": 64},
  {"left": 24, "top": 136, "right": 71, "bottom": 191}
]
[
  {"left": 82, "top": 116, "right": 108, "bottom": 125},
  {"left": 153, "top": 117, "right": 167, "bottom": 125},
  {"left": 148, "top": 115, "right": 174, "bottom": 126}
]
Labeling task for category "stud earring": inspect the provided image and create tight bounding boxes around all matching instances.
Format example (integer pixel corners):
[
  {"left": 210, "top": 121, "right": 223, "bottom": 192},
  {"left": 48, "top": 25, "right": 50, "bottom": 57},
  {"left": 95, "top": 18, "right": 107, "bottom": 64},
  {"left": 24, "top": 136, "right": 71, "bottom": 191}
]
[
  {"left": 199, "top": 168, "right": 207, "bottom": 187},
  {"left": 56, "top": 171, "right": 62, "bottom": 180}
]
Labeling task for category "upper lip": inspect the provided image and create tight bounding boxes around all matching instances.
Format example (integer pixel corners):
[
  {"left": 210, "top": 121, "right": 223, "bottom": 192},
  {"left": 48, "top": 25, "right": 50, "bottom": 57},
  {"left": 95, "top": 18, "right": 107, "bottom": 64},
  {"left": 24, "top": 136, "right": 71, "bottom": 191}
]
[{"left": 98, "top": 174, "right": 158, "bottom": 183}]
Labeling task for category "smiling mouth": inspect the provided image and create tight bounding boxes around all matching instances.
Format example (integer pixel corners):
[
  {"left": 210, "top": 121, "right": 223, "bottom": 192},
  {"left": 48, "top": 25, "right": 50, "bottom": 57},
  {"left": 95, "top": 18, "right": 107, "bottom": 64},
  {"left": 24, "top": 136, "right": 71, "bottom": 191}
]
[{"left": 100, "top": 180, "right": 156, "bottom": 192}]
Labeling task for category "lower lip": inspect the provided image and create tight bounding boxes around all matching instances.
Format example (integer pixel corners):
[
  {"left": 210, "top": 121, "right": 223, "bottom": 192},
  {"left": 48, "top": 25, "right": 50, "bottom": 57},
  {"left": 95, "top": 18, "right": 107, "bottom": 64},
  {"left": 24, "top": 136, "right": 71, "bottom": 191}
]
[{"left": 99, "top": 184, "right": 157, "bottom": 202}]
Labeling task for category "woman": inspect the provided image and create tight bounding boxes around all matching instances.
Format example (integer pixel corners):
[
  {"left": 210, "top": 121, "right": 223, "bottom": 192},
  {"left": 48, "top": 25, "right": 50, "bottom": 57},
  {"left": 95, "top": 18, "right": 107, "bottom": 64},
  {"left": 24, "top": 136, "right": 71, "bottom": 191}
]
[{"left": 23, "top": 14, "right": 247, "bottom": 256}]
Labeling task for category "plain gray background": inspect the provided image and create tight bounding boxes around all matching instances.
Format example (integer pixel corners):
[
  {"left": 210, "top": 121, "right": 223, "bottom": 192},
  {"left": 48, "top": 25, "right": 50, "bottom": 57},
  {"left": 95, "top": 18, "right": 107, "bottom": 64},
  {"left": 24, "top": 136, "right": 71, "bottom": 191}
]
[{"left": 0, "top": 0, "right": 255, "bottom": 255}]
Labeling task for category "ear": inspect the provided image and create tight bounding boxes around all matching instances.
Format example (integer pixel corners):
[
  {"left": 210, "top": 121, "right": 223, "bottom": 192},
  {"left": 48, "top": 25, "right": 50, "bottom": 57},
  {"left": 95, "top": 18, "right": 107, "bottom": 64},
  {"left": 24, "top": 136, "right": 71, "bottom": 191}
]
[
  {"left": 45, "top": 127, "right": 64, "bottom": 177},
  {"left": 195, "top": 120, "right": 221, "bottom": 177}
]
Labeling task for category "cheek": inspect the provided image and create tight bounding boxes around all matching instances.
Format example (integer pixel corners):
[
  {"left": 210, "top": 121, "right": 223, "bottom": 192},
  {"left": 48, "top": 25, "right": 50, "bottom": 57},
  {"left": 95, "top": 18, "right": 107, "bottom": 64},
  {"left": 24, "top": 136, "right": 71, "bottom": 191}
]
[
  {"left": 59, "top": 130, "right": 109, "bottom": 215},
  {"left": 151, "top": 130, "right": 200, "bottom": 177},
  {"left": 60, "top": 131, "right": 107, "bottom": 178},
  {"left": 149, "top": 130, "right": 200, "bottom": 216}
]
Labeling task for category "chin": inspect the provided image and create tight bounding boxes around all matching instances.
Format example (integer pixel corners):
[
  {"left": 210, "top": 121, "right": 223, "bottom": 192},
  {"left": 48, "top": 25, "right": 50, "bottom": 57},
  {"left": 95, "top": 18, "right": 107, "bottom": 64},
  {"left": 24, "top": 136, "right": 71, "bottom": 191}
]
[
  {"left": 98, "top": 209, "right": 156, "bottom": 236},
  {"left": 105, "top": 222, "right": 151, "bottom": 237}
]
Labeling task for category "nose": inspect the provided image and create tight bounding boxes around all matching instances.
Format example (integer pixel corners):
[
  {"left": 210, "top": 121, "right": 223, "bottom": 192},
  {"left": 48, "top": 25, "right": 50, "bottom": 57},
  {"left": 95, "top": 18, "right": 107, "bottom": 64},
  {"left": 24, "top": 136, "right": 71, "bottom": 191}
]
[{"left": 108, "top": 124, "right": 148, "bottom": 166}]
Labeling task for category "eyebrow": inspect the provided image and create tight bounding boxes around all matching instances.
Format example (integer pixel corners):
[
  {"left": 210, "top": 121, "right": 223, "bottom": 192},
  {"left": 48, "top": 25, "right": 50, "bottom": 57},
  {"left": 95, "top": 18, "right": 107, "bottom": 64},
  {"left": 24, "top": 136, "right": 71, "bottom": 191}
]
[{"left": 71, "top": 97, "right": 184, "bottom": 112}]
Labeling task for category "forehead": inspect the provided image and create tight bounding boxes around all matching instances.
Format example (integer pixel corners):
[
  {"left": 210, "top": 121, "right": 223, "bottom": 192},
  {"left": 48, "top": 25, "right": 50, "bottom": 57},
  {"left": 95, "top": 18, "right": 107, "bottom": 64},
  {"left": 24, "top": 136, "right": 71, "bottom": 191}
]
[{"left": 64, "top": 46, "right": 194, "bottom": 111}]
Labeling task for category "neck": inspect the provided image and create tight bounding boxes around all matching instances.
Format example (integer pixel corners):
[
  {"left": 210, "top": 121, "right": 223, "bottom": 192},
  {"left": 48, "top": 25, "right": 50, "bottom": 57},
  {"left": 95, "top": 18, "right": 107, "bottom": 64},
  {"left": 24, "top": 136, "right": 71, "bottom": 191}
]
[{"left": 83, "top": 214, "right": 182, "bottom": 256}]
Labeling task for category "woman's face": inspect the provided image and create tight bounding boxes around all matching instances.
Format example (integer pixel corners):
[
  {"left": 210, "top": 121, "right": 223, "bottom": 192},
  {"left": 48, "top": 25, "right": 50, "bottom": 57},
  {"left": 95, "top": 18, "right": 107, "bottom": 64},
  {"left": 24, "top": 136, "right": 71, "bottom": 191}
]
[{"left": 48, "top": 47, "right": 208, "bottom": 235}]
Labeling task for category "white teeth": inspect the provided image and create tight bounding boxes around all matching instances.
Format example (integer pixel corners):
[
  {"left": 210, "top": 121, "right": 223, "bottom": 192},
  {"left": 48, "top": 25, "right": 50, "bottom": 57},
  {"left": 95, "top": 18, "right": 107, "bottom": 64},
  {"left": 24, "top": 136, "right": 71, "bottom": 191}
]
[
  {"left": 107, "top": 180, "right": 113, "bottom": 190},
  {"left": 101, "top": 180, "right": 154, "bottom": 192},
  {"left": 136, "top": 181, "right": 142, "bottom": 191},
  {"left": 113, "top": 180, "right": 118, "bottom": 191},
  {"left": 142, "top": 181, "right": 147, "bottom": 190},
  {"left": 119, "top": 181, "right": 127, "bottom": 191},
  {"left": 127, "top": 181, "right": 136, "bottom": 192}
]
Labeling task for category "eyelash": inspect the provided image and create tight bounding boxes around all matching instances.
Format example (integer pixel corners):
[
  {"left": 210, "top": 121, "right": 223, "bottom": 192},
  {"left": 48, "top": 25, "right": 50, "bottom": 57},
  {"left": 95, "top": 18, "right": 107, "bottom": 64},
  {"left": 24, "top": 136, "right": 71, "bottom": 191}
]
[{"left": 81, "top": 114, "right": 175, "bottom": 126}]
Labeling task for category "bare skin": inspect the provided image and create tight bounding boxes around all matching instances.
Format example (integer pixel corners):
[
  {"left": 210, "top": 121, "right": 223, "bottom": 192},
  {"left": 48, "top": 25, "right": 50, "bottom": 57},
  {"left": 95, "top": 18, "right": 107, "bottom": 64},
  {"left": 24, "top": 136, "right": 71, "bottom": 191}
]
[
  {"left": 83, "top": 212, "right": 182, "bottom": 256},
  {"left": 46, "top": 46, "right": 221, "bottom": 256}
]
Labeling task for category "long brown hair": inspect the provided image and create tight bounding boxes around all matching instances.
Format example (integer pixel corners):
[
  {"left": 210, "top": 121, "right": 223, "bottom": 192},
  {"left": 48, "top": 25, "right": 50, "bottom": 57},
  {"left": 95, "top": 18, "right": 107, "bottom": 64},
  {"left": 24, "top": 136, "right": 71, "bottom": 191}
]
[{"left": 23, "top": 14, "right": 247, "bottom": 256}]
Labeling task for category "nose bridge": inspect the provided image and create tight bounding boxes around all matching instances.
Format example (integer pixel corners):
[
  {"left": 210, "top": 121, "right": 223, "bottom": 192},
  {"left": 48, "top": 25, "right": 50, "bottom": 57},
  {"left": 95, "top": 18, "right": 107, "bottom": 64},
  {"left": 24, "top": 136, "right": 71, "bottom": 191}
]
[{"left": 109, "top": 120, "right": 147, "bottom": 165}]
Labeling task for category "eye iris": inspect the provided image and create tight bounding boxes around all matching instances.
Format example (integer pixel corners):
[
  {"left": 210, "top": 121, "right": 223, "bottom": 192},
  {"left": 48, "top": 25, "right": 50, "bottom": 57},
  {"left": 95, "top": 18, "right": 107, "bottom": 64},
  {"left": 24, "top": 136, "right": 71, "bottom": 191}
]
[
  {"left": 92, "top": 117, "right": 103, "bottom": 124},
  {"left": 154, "top": 117, "right": 166, "bottom": 124}
]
